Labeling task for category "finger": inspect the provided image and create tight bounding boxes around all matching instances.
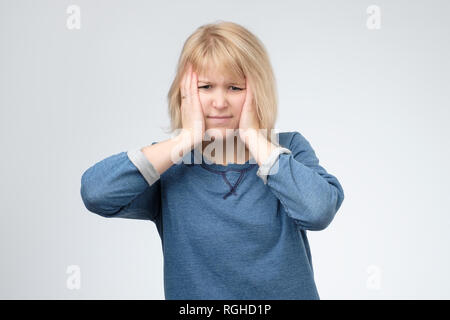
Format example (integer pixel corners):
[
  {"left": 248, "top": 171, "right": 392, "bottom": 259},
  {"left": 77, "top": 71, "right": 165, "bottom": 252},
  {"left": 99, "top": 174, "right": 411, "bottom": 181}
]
[
  {"left": 248, "top": 77, "right": 253, "bottom": 96},
  {"left": 190, "top": 70, "right": 198, "bottom": 98},
  {"left": 187, "top": 63, "right": 193, "bottom": 93},
  {"left": 187, "top": 66, "right": 195, "bottom": 104},
  {"left": 245, "top": 77, "right": 249, "bottom": 99},
  {"left": 181, "top": 63, "right": 190, "bottom": 98},
  {"left": 183, "top": 64, "right": 191, "bottom": 96},
  {"left": 244, "top": 77, "right": 251, "bottom": 106},
  {"left": 189, "top": 65, "right": 194, "bottom": 94},
  {"left": 180, "top": 63, "right": 190, "bottom": 96}
]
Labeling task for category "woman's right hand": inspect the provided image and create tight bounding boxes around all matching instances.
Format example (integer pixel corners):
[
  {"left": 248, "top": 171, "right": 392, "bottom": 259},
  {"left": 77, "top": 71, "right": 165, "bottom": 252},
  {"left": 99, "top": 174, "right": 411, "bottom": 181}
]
[{"left": 179, "top": 62, "right": 205, "bottom": 148}]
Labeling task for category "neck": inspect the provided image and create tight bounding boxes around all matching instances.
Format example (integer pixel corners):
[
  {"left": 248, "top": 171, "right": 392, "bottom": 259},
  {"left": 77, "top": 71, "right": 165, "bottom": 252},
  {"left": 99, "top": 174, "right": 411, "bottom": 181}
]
[{"left": 201, "top": 136, "right": 250, "bottom": 165}]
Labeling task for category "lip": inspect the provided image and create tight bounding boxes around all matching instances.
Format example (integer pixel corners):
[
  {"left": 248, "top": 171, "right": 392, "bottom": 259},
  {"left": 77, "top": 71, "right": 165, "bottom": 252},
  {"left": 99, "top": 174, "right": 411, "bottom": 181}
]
[
  {"left": 208, "top": 116, "right": 232, "bottom": 119},
  {"left": 207, "top": 116, "right": 232, "bottom": 124}
]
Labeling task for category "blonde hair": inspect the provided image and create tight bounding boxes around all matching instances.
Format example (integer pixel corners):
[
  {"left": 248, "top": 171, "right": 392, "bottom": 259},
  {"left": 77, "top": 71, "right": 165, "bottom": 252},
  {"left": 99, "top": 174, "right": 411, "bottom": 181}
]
[{"left": 165, "top": 20, "right": 278, "bottom": 142}]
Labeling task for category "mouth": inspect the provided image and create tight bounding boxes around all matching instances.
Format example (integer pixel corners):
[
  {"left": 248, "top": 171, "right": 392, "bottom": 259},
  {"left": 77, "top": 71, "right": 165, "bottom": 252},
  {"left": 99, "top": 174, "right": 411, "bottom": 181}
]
[
  {"left": 207, "top": 116, "right": 232, "bottom": 124},
  {"left": 208, "top": 116, "right": 233, "bottom": 119}
]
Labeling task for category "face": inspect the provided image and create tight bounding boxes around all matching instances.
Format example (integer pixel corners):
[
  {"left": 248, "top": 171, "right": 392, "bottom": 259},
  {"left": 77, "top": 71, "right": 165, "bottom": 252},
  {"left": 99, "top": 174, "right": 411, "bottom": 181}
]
[{"left": 197, "top": 66, "right": 246, "bottom": 141}]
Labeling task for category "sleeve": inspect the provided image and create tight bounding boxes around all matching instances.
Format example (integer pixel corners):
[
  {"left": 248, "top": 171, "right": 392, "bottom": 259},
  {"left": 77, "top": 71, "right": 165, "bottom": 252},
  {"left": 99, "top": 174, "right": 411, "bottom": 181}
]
[
  {"left": 256, "top": 147, "right": 293, "bottom": 184},
  {"left": 80, "top": 142, "right": 161, "bottom": 221},
  {"left": 261, "top": 132, "right": 345, "bottom": 231}
]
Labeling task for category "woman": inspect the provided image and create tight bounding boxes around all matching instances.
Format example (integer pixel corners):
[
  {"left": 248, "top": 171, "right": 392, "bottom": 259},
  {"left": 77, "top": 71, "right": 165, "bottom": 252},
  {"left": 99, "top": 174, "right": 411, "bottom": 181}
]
[{"left": 80, "top": 21, "right": 345, "bottom": 300}]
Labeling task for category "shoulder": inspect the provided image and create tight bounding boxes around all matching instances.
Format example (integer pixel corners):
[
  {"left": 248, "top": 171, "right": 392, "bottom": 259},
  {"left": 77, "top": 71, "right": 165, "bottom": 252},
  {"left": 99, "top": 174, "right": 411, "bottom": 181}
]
[
  {"left": 276, "top": 131, "right": 319, "bottom": 165},
  {"left": 276, "top": 131, "right": 311, "bottom": 149}
]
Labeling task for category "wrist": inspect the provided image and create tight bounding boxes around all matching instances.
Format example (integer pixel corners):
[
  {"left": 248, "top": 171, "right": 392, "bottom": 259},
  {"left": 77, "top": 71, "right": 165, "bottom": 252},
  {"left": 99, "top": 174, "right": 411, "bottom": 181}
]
[
  {"left": 247, "top": 131, "right": 278, "bottom": 166},
  {"left": 178, "top": 129, "right": 202, "bottom": 150}
]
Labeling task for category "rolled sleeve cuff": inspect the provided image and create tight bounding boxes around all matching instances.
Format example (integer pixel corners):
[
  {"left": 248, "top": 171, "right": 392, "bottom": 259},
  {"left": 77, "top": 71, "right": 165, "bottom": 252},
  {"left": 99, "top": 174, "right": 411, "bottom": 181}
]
[
  {"left": 256, "top": 147, "right": 292, "bottom": 185},
  {"left": 127, "top": 148, "right": 160, "bottom": 186}
]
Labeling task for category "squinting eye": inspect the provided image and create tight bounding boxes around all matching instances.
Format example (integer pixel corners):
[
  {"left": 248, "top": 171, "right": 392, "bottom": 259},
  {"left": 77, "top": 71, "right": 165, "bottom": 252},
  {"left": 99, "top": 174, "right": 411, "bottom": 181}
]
[{"left": 198, "top": 85, "right": 243, "bottom": 91}]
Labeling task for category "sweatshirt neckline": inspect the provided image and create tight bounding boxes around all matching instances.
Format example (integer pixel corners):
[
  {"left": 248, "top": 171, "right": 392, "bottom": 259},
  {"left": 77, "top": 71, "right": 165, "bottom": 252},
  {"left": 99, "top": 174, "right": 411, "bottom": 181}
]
[{"left": 188, "top": 149, "right": 257, "bottom": 172}]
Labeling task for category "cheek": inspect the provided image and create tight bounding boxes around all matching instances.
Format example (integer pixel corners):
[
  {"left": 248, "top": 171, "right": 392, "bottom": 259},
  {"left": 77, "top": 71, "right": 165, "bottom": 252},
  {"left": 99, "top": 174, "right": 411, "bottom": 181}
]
[
  {"left": 231, "top": 94, "right": 245, "bottom": 109},
  {"left": 234, "top": 97, "right": 246, "bottom": 115}
]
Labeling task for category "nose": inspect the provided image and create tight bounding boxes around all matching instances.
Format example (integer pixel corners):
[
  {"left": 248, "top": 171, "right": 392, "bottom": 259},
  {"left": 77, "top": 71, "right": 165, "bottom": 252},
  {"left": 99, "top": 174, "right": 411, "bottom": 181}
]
[{"left": 211, "top": 89, "right": 228, "bottom": 109}]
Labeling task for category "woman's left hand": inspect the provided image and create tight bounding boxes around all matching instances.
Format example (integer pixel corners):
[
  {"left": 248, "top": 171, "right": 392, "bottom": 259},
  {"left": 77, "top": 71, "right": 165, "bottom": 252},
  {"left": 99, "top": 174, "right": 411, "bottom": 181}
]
[
  {"left": 238, "top": 75, "right": 260, "bottom": 143},
  {"left": 238, "top": 75, "right": 279, "bottom": 166}
]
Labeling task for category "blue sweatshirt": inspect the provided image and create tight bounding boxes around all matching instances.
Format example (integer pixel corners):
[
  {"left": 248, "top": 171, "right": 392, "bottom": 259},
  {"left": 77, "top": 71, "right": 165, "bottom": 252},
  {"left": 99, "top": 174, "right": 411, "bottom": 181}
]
[{"left": 80, "top": 131, "right": 344, "bottom": 299}]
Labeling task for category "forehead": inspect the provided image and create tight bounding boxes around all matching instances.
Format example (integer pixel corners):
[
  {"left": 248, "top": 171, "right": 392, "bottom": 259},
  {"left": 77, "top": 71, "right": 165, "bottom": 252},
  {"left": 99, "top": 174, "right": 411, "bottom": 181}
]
[
  {"left": 197, "top": 62, "right": 244, "bottom": 84},
  {"left": 197, "top": 71, "right": 244, "bottom": 84}
]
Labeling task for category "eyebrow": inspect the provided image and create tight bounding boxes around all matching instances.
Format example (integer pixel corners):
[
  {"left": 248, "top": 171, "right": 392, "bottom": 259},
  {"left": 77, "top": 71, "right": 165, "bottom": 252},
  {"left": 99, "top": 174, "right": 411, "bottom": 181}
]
[{"left": 198, "top": 79, "right": 243, "bottom": 85}]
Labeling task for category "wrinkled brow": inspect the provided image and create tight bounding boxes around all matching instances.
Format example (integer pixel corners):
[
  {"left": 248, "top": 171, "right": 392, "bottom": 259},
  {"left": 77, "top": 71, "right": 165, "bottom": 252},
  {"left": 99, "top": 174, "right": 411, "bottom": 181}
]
[{"left": 198, "top": 79, "right": 244, "bottom": 85}]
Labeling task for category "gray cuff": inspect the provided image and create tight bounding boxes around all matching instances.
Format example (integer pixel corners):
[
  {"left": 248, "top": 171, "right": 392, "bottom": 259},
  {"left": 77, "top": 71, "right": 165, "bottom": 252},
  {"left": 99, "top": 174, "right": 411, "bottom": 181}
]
[
  {"left": 127, "top": 148, "right": 160, "bottom": 186},
  {"left": 256, "top": 147, "right": 292, "bottom": 185}
]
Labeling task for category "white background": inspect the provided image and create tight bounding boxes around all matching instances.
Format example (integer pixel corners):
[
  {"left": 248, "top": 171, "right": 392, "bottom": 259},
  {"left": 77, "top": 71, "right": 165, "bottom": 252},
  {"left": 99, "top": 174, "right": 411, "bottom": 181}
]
[{"left": 1, "top": 0, "right": 449, "bottom": 299}]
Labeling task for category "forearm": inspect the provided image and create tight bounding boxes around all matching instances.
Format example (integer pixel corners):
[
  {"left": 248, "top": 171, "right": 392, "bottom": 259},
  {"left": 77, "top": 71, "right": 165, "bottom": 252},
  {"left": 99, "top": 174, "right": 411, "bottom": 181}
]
[
  {"left": 245, "top": 130, "right": 279, "bottom": 167},
  {"left": 141, "top": 131, "right": 193, "bottom": 176},
  {"left": 265, "top": 153, "right": 344, "bottom": 230},
  {"left": 80, "top": 151, "right": 157, "bottom": 219}
]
